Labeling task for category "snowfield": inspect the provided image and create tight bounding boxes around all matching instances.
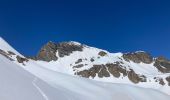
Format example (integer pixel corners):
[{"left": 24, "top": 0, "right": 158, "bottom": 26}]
[
  {"left": 0, "top": 37, "right": 170, "bottom": 100},
  {"left": 1, "top": 55, "right": 170, "bottom": 100}
]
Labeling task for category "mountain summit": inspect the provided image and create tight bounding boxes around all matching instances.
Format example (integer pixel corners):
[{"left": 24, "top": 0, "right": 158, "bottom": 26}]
[
  {"left": 36, "top": 41, "right": 83, "bottom": 61},
  {"left": 32, "top": 41, "right": 170, "bottom": 87},
  {"left": 0, "top": 37, "right": 170, "bottom": 100}
]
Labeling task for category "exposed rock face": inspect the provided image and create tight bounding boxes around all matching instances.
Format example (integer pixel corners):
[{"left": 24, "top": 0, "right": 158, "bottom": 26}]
[
  {"left": 7, "top": 51, "right": 15, "bottom": 55},
  {"left": 76, "top": 63, "right": 146, "bottom": 84},
  {"left": 128, "top": 69, "right": 146, "bottom": 84},
  {"left": 75, "top": 59, "right": 82, "bottom": 64},
  {"left": 37, "top": 41, "right": 83, "bottom": 61},
  {"left": 73, "top": 64, "right": 84, "bottom": 68},
  {"left": 37, "top": 41, "right": 58, "bottom": 62},
  {"left": 76, "top": 65, "right": 111, "bottom": 78},
  {"left": 90, "top": 58, "right": 95, "bottom": 62},
  {"left": 56, "top": 42, "right": 83, "bottom": 57},
  {"left": 76, "top": 65, "right": 101, "bottom": 78},
  {"left": 166, "top": 76, "right": 170, "bottom": 86},
  {"left": 0, "top": 49, "right": 14, "bottom": 61},
  {"left": 123, "top": 51, "right": 153, "bottom": 64},
  {"left": 24, "top": 41, "right": 170, "bottom": 86},
  {"left": 98, "top": 65, "right": 110, "bottom": 78},
  {"left": 154, "top": 57, "right": 170, "bottom": 73},
  {"left": 0, "top": 49, "right": 28, "bottom": 63},
  {"left": 107, "top": 63, "right": 127, "bottom": 78},
  {"left": 158, "top": 78, "right": 165, "bottom": 85},
  {"left": 16, "top": 56, "right": 28, "bottom": 63},
  {"left": 98, "top": 51, "right": 107, "bottom": 56}
]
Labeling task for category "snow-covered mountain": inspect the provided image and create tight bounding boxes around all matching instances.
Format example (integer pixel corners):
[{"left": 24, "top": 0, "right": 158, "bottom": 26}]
[{"left": 0, "top": 36, "right": 170, "bottom": 100}]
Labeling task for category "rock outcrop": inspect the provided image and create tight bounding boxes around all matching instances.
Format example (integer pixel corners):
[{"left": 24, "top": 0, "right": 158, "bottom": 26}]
[
  {"left": 25, "top": 41, "right": 170, "bottom": 86},
  {"left": 154, "top": 57, "right": 170, "bottom": 73},
  {"left": 76, "top": 63, "right": 146, "bottom": 84},
  {"left": 166, "top": 76, "right": 170, "bottom": 86},
  {"left": 36, "top": 41, "right": 83, "bottom": 61},
  {"left": 123, "top": 51, "right": 153, "bottom": 64},
  {"left": 98, "top": 51, "right": 107, "bottom": 56},
  {"left": 16, "top": 55, "right": 28, "bottom": 63},
  {"left": 0, "top": 49, "right": 14, "bottom": 61},
  {"left": 37, "top": 41, "right": 58, "bottom": 62}
]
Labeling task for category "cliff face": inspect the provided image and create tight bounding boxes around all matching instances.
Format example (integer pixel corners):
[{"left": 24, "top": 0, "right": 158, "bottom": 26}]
[{"left": 36, "top": 41, "right": 83, "bottom": 61}]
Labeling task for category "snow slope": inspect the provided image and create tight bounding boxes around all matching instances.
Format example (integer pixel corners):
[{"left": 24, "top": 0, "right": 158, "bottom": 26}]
[
  {"left": 0, "top": 37, "right": 21, "bottom": 55},
  {"left": 32, "top": 42, "right": 170, "bottom": 95},
  {"left": 0, "top": 55, "right": 63, "bottom": 100},
  {"left": 1, "top": 37, "right": 170, "bottom": 100},
  {"left": 1, "top": 54, "right": 170, "bottom": 100}
]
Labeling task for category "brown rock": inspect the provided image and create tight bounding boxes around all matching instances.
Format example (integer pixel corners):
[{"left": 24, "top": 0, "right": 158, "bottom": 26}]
[
  {"left": 166, "top": 76, "right": 170, "bottom": 86},
  {"left": 7, "top": 51, "right": 15, "bottom": 55},
  {"left": 159, "top": 78, "right": 165, "bottom": 85},
  {"left": 37, "top": 41, "right": 58, "bottom": 62},
  {"left": 98, "top": 51, "right": 107, "bottom": 57},
  {"left": 154, "top": 57, "right": 170, "bottom": 73},
  {"left": 37, "top": 41, "right": 83, "bottom": 61},
  {"left": 16, "top": 56, "right": 28, "bottom": 63},
  {"left": 76, "top": 70, "right": 90, "bottom": 78},
  {"left": 107, "top": 64, "right": 121, "bottom": 78},
  {"left": 128, "top": 69, "right": 146, "bottom": 84},
  {"left": 98, "top": 65, "right": 110, "bottom": 78},
  {"left": 73, "top": 64, "right": 84, "bottom": 68},
  {"left": 56, "top": 42, "right": 83, "bottom": 57},
  {"left": 123, "top": 51, "right": 153, "bottom": 64},
  {"left": 0, "top": 49, "right": 14, "bottom": 61}
]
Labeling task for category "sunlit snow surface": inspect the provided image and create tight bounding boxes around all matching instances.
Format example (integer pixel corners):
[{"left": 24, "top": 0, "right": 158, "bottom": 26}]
[
  {"left": 0, "top": 37, "right": 170, "bottom": 100},
  {"left": 1, "top": 55, "right": 170, "bottom": 100}
]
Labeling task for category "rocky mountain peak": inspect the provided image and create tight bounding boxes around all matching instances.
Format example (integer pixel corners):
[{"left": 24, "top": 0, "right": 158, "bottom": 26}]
[{"left": 36, "top": 41, "right": 83, "bottom": 61}]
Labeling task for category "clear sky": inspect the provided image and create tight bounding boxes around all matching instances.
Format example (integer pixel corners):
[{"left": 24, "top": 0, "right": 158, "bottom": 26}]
[{"left": 0, "top": 0, "right": 170, "bottom": 58}]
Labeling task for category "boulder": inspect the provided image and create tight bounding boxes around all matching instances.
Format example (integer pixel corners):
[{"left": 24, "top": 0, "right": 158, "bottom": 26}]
[{"left": 16, "top": 56, "right": 28, "bottom": 63}]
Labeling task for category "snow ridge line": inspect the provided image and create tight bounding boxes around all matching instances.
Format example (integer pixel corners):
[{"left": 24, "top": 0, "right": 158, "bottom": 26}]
[{"left": 32, "top": 78, "right": 49, "bottom": 100}]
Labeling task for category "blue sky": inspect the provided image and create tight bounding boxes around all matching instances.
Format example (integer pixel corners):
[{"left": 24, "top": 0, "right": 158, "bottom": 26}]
[{"left": 0, "top": 0, "right": 170, "bottom": 58}]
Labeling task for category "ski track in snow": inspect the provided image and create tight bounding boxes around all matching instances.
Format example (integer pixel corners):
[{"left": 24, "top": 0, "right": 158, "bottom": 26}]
[{"left": 32, "top": 78, "right": 49, "bottom": 100}]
